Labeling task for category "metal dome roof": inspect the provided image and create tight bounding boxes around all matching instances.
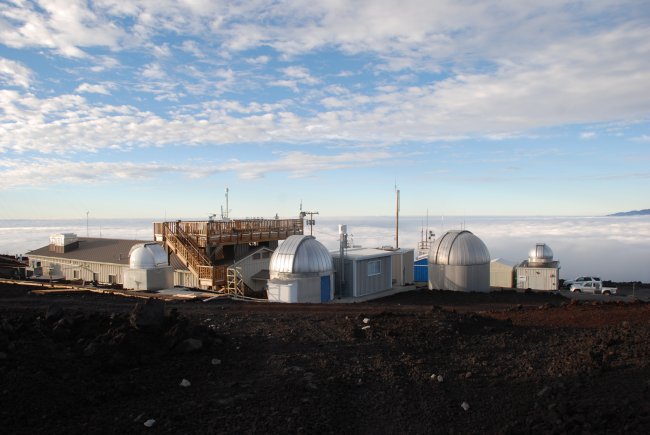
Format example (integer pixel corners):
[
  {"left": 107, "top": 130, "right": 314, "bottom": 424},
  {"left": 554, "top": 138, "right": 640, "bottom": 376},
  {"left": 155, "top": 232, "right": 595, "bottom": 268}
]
[
  {"left": 528, "top": 243, "right": 553, "bottom": 263},
  {"left": 428, "top": 230, "right": 490, "bottom": 266},
  {"left": 269, "top": 235, "right": 333, "bottom": 274},
  {"left": 128, "top": 243, "right": 169, "bottom": 269}
]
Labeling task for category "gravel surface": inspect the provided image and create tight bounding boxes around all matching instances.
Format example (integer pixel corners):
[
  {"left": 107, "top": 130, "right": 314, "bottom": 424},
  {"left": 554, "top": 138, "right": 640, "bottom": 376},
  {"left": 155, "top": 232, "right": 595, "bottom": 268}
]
[{"left": 1, "top": 282, "right": 649, "bottom": 434}]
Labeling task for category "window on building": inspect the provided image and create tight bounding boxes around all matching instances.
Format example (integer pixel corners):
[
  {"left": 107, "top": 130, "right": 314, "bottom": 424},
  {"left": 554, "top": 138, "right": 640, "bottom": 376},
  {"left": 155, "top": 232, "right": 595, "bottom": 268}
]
[
  {"left": 253, "top": 253, "right": 261, "bottom": 260},
  {"left": 108, "top": 275, "right": 116, "bottom": 284},
  {"left": 368, "top": 260, "right": 381, "bottom": 276},
  {"left": 73, "top": 270, "right": 79, "bottom": 279},
  {"left": 92, "top": 273, "right": 99, "bottom": 283}
]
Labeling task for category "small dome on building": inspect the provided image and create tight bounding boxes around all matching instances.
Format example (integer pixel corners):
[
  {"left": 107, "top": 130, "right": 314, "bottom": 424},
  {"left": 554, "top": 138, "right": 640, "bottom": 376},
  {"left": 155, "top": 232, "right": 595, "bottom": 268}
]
[
  {"left": 269, "top": 235, "right": 333, "bottom": 275},
  {"left": 528, "top": 243, "right": 553, "bottom": 264},
  {"left": 129, "top": 243, "right": 168, "bottom": 269},
  {"left": 428, "top": 230, "right": 490, "bottom": 266}
]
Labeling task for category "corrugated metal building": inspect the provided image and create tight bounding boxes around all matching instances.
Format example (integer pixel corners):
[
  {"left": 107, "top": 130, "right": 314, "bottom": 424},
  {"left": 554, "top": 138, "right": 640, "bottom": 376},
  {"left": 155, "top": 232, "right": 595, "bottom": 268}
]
[
  {"left": 516, "top": 244, "right": 560, "bottom": 291},
  {"left": 26, "top": 237, "right": 197, "bottom": 288},
  {"left": 428, "top": 230, "right": 491, "bottom": 292},
  {"left": 386, "top": 248, "right": 415, "bottom": 286},
  {"left": 331, "top": 248, "right": 393, "bottom": 298},
  {"left": 490, "top": 258, "right": 517, "bottom": 288}
]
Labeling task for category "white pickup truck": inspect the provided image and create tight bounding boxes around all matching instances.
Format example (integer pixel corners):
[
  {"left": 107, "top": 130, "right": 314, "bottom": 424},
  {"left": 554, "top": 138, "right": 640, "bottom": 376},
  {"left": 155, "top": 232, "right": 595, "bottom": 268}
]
[
  {"left": 564, "top": 276, "right": 601, "bottom": 288},
  {"left": 569, "top": 280, "right": 617, "bottom": 295}
]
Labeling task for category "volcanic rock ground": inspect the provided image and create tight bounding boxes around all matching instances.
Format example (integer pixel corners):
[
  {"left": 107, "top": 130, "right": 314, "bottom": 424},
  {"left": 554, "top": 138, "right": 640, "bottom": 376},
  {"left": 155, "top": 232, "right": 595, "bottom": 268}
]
[{"left": 0, "top": 282, "right": 649, "bottom": 434}]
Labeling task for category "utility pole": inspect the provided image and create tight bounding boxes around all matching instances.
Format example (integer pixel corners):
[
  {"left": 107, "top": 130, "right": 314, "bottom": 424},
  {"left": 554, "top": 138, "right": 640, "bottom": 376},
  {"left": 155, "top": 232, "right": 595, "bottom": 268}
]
[{"left": 299, "top": 201, "right": 319, "bottom": 236}]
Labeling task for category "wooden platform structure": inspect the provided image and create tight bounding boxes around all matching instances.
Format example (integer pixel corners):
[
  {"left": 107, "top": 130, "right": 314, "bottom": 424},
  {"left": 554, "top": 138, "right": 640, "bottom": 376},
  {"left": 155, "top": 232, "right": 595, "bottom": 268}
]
[{"left": 154, "top": 219, "right": 303, "bottom": 290}]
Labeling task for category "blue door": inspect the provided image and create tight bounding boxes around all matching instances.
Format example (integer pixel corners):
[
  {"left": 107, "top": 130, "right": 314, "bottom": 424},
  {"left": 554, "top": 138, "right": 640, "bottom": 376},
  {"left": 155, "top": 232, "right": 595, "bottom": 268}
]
[{"left": 320, "top": 275, "right": 331, "bottom": 302}]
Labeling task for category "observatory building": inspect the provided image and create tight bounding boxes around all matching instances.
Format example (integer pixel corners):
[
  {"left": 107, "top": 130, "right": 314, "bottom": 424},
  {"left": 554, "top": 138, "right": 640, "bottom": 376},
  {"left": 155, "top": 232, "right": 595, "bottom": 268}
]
[
  {"left": 122, "top": 243, "right": 174, "bottom": 291},
  {"left": 428, "top": 230, "right": 491, "bottom": 292},
  {"left": 490, "top": 258, "right": 517, "bottom": 288},
  {"left": 266, "top": 235, "right": 334, "bottom": 303},
  {"left": 515, "top": 243, "right": 560, "bottom": 291}
]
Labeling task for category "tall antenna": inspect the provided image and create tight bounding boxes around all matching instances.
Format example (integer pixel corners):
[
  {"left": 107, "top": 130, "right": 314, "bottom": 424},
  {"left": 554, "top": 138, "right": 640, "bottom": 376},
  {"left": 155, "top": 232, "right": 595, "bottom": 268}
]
[
  {"left": 221, "top": 188, "right": 231, "bottom": 220},
  {"left": 395, "top": 183, "right": 400, "bottom": 249},
  {"left": 225, "top": 187, "right": 229, "bottom": 219},
  {"left": 339, "top": 224, "right": 347, "bottom": 295}
]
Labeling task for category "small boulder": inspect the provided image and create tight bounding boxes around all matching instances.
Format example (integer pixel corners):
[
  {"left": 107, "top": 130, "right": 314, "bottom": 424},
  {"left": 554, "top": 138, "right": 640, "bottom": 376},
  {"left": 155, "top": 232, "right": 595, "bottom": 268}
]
[
  {"left": 129, "top": 299, "right": 165, "bottom": 331},
  {"left": 174, "top": 338, "right": 203, "bottom": 354},
  {"left": 143, "top": 419, "right": 156, "bottom": 428}
]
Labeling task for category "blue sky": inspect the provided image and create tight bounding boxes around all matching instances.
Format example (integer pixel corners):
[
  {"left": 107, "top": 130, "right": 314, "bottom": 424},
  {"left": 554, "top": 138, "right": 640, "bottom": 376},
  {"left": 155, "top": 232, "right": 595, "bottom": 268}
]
[{"left": 1, "top": 0, "right": 649, "bottom": 219}]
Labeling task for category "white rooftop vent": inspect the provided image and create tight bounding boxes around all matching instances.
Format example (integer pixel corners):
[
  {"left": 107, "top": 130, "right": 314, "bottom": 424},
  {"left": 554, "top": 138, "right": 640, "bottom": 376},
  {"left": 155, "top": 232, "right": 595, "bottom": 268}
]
[{"left": 49, "top": 233, "right": 78, "bottom": 247}]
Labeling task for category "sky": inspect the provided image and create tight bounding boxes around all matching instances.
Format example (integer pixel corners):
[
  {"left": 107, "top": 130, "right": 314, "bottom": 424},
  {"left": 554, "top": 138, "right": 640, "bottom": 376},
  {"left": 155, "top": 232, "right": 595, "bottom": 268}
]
[{"left": 0, "top": 0, "right": 649, "bottom": 220}]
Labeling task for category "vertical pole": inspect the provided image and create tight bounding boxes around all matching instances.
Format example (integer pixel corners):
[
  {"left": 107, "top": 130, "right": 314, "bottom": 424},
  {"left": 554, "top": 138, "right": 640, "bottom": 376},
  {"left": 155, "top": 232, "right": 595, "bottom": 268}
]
[
  {"left": 395, "top": 188, "right": 400, "bottom": 249},
  {"left": 225, "top": 187, "right": 229, "bottom": 219}
]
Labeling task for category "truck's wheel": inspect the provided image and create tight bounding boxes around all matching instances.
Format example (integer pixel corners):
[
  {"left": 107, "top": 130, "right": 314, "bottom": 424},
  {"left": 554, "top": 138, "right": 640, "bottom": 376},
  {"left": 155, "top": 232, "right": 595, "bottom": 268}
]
[{"left": 603, "top": 290, "right": 611, "bottom": 295}]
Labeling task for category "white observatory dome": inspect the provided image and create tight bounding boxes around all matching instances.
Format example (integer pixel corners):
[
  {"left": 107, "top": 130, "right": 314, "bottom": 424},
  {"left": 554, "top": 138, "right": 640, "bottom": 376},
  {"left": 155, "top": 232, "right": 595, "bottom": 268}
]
[
  {"left": 528, "top": 243, "right": 554, "bottom": 264},
  {"left": 129, "top": 243, "right": 169, "bottom": 269},
  {"left": 269, "top": 235, "right": 333, "bottom": 275},
  {"left": 428, "top": 230, "right": 491, "bottom": 266}
]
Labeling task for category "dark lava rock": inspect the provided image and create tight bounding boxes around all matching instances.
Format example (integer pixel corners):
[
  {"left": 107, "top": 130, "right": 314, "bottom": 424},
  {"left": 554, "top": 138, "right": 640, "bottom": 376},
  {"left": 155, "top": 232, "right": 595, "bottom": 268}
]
[
  {"left": 45, "top": 305, "right": 64, "bottom": 322},
  {"left": 174, "top": 338, "right": 203, "bottom": 354},
  {"left": 129, "top": 299, "right": 165, "bottom": 331}
]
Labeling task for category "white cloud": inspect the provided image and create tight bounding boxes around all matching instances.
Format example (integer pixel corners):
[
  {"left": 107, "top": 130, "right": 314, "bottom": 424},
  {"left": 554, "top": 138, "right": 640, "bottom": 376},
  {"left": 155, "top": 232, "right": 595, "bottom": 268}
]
[
  {"left": 271, "top": 66, "right": 319, "bottom": 91},
  {"left": 0, "top": 2, "right": 648, "bottom": 153},
  {"left": 141, "top": 63, "right": 167, "bottom": 80},
  {"left": 75, "top": 82, "right": 111, "bottom": 95},
  {"left": 580, "top": 132, "right": 596, "bottom": 140},
  {"left": 0, "top": 149, "right": 397, "bottom": 188},
  {"left": 0, "top": 0, "right": 124, "bottom": 57},
  {"left": 246, "top": 55, "right": 270, "bottom": 65},
  {"left": 180, "top": 39, "right": 204, "bottom": 58},
  {"left": 0, "top": 57, "right": 32, "bottom": 88}
]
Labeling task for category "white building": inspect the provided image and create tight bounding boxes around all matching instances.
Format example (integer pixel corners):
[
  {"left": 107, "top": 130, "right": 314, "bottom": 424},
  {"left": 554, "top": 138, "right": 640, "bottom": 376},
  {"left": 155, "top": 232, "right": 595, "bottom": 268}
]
[
  {"left": 516, "top": 243, "right": 560, "bottom": 291},
  {"left": 27, "top": 235, "right": 198, "bottom": 288},
  {"left": 490, "top": 258, "right": 517, "bottom": 288},
  {"left": 428, "top": 230, "right": 491, "bottom": 292},
  {"left": 266, "top": 235, "right": 334, "bottom": 303}
]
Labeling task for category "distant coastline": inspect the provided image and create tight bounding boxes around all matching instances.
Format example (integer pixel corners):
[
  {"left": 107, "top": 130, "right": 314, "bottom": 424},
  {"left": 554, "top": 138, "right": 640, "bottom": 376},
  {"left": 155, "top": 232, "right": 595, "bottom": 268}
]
[{"left": 608, "top": 209, "right": 650, "bottom": 217}]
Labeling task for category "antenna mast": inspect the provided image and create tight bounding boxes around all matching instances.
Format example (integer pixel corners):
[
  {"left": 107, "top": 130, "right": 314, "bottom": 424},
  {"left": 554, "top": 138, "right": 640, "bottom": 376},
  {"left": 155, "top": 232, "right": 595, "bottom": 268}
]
[
  {"left": 225, "top": 187, "right": 229, "bottom": 219},
  {"left": 299, "top": 203, "right": 319, "bottom": 236},
  {"left": 395, "top": 184, "right": 400, "bottom": 249},
  {"left": 221, "top": 188, "right": 231, "bottom": 220}
]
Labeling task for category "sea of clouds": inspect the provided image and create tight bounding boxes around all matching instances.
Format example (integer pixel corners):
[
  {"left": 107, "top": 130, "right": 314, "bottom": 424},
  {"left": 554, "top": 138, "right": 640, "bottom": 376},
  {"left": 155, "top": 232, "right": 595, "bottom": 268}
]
[{"left": 2, "top": 216, "right": 649, "bottom": 283}]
